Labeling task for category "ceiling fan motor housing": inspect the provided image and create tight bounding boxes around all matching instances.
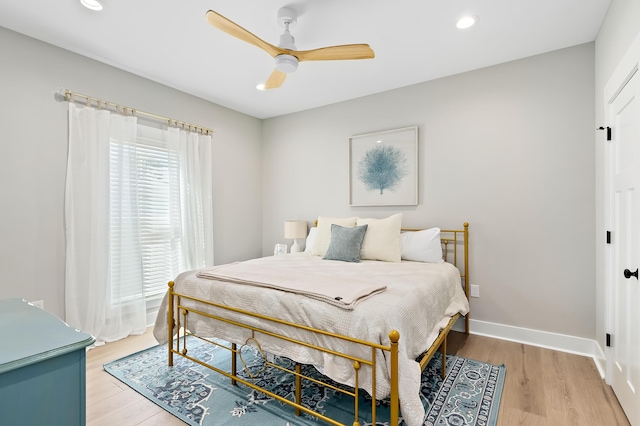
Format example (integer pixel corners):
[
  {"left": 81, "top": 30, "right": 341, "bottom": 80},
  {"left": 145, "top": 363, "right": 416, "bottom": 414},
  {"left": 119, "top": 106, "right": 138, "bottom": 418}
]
[{"left": 279, "top": 31, "right": 296, "bottom": 50}]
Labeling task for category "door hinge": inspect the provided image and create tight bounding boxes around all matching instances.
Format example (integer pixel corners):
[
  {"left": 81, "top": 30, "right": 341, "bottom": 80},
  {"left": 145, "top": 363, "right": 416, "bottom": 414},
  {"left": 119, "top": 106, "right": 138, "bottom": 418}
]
[
  {"left": 606, "top": 333, "right": 611, "bottom": 347},
  {"left": 597, "top": 126, "right": 612, "bottom": 141},
  {"left": 606, "top": 231, "right": 611, "bottom": 244}
]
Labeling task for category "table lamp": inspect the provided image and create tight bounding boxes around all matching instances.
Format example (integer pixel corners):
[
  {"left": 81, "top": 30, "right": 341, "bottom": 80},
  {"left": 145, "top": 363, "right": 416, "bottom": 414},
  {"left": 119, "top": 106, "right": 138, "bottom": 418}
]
[{"left": 284, "top": 220, "right": 307, "bottom": 253}]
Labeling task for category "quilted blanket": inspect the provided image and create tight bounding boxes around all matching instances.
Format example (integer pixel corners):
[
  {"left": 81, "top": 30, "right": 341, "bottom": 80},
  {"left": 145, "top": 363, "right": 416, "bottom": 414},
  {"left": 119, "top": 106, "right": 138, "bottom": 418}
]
[{"left": 196, "top": 255, "right": 386, "bottom": 309}]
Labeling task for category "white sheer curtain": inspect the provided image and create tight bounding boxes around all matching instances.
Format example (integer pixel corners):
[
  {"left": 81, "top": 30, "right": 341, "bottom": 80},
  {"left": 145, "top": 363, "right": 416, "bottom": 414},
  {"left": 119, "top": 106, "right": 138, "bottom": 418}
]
[
  {"left": 169, "top": 128, "right": 214, "bottom": 269},
  {"left": 65, "top": 105, "right": 214, "bottom": 343},
  {"left": 65, "top": 104, "right": 146, "bottom": 343}
]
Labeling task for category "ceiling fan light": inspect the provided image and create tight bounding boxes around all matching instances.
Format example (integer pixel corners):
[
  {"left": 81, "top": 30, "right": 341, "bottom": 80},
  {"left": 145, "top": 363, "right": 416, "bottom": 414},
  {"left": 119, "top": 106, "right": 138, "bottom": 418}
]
[
  {"left": 81, "top": 0, "right": 103, "bottom": 11},
  {"left": 456, "top": 15, "right": 477, "bottom": 29},
  {"left": 275, "top": 54, "right": 299, "bottom": 73}
]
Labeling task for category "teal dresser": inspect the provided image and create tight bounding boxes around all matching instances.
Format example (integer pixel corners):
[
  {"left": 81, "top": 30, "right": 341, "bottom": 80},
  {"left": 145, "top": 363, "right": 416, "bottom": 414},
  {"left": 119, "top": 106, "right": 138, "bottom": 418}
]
[{"left": 0, "top": 298, "right": 95, "bottom": 425}]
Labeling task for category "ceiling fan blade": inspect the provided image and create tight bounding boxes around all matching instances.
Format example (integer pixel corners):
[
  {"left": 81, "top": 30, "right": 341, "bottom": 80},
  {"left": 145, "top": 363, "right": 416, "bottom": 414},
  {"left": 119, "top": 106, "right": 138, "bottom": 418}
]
[
  {"left": 264, "top": 69, "right": 287, "bottom": 90},
  {"left": 294, "top": 44, "right": 375, "bottom": 62},
  {"left": 205, "top": 10, "right": 286, "bottom": 58}
]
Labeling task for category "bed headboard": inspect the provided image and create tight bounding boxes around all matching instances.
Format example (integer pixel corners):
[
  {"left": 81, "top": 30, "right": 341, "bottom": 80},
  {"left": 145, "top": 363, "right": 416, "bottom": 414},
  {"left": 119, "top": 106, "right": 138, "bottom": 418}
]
[{"left": 401, "top": 223, "right": 469, "bottom": 287}]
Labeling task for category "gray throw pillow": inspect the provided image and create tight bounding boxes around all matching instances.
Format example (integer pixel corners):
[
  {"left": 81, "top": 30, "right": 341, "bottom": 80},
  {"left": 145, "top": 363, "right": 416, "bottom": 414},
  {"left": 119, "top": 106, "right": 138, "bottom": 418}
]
[{"left": 323, "top": 224, "right": 368, "bottom": 263}]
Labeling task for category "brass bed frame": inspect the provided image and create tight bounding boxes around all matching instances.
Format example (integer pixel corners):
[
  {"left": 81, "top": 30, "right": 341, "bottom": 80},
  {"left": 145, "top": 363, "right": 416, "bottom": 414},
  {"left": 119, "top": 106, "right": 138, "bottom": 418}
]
[{"left": 166, "top": 222, "right": 469, "bottom": 426}]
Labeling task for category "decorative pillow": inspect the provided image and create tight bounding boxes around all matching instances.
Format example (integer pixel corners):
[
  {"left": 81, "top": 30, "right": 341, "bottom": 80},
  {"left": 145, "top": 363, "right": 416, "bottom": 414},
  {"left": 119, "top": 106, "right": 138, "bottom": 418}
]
[
  {"left": 310, "top": 216, "right": 357, "bottom": 257},
  {"left": 303, "top": 227, "right": 317, "bottom": 253},
  {"left": 356, "top": 213, "right": 402, "bottom": 262},
  {"left": 401, "top": 228, "right": 444, "bottom": 263},
  {"left": 323, "top": 224, "right": 368, "bottom": 263}
]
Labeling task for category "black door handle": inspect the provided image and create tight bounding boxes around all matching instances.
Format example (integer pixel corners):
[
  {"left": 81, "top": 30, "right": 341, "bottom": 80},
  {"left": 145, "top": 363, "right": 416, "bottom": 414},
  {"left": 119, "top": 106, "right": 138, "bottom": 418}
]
[{"left": 623, "top": 268, "right": 638, "bottom": 279}]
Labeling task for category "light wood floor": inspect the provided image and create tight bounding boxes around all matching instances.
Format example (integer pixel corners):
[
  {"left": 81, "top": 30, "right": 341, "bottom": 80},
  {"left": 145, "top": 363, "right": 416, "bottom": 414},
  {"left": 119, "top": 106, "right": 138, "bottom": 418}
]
[
  {"left": 447, "top": 332, "right": 629, "bottom": 426},
  {"left": 86, "top": 328, "right": 630, "bottom": 426}
]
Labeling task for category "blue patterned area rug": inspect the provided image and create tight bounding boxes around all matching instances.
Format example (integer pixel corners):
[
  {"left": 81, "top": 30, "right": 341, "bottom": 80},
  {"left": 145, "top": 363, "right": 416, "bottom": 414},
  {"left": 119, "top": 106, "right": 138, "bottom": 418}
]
[{"left": 104, "top": 337, "right": 505, "bottom": 426}]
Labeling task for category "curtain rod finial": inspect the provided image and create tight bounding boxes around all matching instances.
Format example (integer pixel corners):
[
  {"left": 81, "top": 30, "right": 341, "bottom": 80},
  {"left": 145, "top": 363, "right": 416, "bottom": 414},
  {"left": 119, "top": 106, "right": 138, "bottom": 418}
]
[{"left": 53, "top": 89, "right": 66, "bottom": 103}]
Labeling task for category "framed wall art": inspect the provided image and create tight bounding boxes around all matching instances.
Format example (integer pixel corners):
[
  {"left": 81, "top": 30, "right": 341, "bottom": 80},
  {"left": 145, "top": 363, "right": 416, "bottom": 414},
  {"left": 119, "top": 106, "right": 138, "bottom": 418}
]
[{"left": 349, "top": 126, "right": 418, "bottom": 206}]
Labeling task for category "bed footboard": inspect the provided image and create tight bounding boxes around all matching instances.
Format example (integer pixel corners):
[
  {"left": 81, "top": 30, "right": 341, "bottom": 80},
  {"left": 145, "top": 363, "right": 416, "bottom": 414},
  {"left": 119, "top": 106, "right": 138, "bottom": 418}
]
[{"left": 167, "top": 281, "right": 400, "bottom": 426}]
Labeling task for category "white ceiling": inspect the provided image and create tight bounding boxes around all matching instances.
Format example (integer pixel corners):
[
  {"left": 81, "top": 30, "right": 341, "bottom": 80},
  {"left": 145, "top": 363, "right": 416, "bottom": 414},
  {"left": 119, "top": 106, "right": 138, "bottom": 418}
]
[{"left": 0, "top": 0, "right": 611, "bottom": 119}]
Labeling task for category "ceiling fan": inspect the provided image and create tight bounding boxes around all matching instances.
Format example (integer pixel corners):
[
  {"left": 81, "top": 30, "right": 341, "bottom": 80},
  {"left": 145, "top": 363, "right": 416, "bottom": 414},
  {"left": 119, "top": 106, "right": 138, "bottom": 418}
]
[{"left": 205, "top": 7, "right": 375, "bottom": 90}]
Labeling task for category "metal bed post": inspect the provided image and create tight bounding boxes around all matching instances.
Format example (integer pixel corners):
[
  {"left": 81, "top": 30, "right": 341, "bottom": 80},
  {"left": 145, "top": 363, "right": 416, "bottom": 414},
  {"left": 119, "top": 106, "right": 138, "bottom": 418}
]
[
  {"left": 463, "top": 222, "right": 469, "bottom": 335},
  {"left": 231, "top": 343, "right": 237, "bottom": 385},
  {"left": 441, "top": 335, "right": 447, "bottom": 378},
  {"left": 389, "top": 330, "right": 400, "bottom": 425},
  {"left": 168, "top": 281, "right": 175, "bottom": 367},
  {"left": 295, "top": 364, "right": 302, "bottom": 416}
]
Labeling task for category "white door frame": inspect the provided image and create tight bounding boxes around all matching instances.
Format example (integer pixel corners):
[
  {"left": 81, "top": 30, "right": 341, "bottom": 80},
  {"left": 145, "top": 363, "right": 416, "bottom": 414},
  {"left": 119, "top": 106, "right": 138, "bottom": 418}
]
[{"left": 604, "top": 33, "right": 640, "bottom": 426}]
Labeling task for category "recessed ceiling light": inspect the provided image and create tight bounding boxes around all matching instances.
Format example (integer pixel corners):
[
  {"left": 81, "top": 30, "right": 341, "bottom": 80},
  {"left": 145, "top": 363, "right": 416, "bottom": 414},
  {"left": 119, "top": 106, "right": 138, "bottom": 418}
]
[
  {"left": 81, "top": 0, "right": 103, "bottom": 11},
  {"left": 456, "top": 15, "right": 477, "bottom": 30}
]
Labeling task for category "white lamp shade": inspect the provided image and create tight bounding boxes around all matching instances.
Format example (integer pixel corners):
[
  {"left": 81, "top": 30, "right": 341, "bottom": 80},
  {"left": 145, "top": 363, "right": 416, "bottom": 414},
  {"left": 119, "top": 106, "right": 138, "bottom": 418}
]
[
  {"left": 284, "top": 221, "right": 307, "bottom": 239},
  {"left": 284, "top": 221, "right": 307, "bottom": 253}
]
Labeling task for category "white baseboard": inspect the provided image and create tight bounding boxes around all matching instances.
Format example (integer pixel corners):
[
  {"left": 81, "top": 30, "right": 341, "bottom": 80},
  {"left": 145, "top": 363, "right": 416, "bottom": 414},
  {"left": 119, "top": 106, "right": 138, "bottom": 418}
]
[{"left": 452, "top": 318, "right": 606, "bottom": 378}]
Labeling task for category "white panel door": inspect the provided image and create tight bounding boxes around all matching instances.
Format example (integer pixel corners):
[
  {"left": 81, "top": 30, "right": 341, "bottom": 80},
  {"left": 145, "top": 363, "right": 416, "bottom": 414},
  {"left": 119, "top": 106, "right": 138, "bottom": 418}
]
[{"left": 610, "top": 69, "right": 640, "bottom": 426}]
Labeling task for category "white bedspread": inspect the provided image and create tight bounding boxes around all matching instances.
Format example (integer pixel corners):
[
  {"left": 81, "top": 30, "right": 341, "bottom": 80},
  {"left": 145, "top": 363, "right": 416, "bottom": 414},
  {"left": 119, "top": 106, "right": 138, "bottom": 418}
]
[{"left": 153, "top": 253, "right": 469, "bottom": 426}]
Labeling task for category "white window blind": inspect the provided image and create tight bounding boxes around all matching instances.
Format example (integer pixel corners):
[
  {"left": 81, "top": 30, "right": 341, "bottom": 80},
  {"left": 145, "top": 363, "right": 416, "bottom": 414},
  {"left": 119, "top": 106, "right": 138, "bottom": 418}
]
[{"left": 109, "top": 125, "right": 184, "bottom": 305}]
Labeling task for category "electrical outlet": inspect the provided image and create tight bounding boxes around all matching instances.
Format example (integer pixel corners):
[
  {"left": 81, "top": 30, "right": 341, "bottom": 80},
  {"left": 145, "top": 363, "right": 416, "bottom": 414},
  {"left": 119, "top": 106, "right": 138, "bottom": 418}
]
[
  {"left": 470, "top": 285, "right": 480, "bottom": 298},
  {"left": 31, "top": 300, "right": 44, "bottom": 309}
]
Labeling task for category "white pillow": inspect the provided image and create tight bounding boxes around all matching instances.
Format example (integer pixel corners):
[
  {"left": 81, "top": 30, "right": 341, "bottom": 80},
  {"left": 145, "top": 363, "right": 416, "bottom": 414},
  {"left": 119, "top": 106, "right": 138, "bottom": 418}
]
[
  {"left": 401, "top": 228, "right": 444, "bottom": 263},
  {"left": 310, "top": 216, "right": 357, "bottom": 256},
  {"left": 304, "top": 227, "right": 317, "bottom": 253},
  {"left": 356, "top": 213, "right": 402, "bottom": 262}
]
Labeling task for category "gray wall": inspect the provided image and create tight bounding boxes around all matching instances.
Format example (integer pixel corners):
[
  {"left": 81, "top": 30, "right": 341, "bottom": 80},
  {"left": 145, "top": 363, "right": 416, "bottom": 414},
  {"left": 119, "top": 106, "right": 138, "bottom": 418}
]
[
  {"left": 0, "top": 27, "right": 264, "bottom": 320},
  {"left": 594, "top": 0, "right": 640, "bottom": 352},
  {"left": 262, "top": 43, "right": 596, "bottom": 339}
]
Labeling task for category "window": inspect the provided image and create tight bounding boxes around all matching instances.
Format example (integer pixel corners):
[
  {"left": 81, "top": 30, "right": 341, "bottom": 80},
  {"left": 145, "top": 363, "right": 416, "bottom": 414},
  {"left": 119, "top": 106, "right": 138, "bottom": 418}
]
[{"left": 109, "top": 126, "right": 184, "bottom": 318}]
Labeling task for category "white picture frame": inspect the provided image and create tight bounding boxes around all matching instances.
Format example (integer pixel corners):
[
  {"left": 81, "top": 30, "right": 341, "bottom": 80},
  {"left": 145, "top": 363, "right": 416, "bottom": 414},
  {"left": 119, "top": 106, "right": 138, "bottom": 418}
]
[{"left": 349, "top": 126, "right": 418, "bottom": 206}]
